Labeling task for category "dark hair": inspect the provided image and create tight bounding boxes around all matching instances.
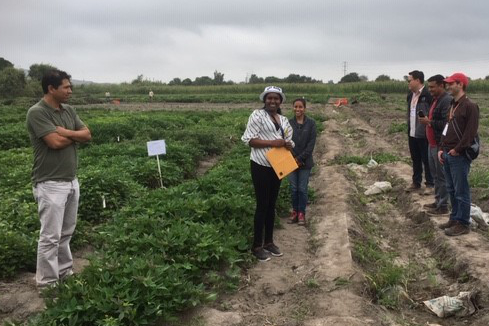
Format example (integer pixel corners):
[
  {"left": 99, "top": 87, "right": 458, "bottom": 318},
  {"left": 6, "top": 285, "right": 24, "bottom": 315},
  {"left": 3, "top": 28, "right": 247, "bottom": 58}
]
[
  {"left": 42, "top": 69, "right": 71, "bottom": 94},
  {"left": 409, "top": 70, "right": 424, "bottom": 84},
  {"left": 427, "top": 74, "right": 445, "bottom": 86},
  {"left": 293, "top": 98, "right": 306, "bottom": 108}
]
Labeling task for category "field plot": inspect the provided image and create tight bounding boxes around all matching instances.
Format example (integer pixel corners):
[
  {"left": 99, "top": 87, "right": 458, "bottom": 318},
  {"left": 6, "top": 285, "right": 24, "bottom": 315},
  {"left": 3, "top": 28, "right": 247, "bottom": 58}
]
[
  {"left": 1, "top": 89, "right": 489, "bottom": 326},
  {"left": 0, "top": 103, "right": 300, "bottom": 325}
]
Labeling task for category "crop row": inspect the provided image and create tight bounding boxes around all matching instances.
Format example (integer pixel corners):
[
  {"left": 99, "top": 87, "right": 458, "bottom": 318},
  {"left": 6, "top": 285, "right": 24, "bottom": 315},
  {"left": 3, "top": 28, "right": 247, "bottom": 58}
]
[
  {"left": 0, "top": 108, "right": 249, "bottom": 279},
  {"left": 13, "top": 142, "right": 290, "bottom": 326}
]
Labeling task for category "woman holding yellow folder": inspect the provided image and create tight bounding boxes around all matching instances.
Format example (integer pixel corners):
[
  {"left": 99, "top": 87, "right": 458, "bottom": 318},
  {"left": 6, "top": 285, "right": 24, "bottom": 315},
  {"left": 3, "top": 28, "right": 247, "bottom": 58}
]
[{"left": 241, "top": 86, "right": 294, "bottom": 262}]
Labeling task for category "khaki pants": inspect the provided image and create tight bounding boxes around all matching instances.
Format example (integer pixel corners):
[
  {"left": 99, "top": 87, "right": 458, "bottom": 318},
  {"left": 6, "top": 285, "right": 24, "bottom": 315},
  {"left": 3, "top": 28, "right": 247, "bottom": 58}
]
[{"left": 33, "top": 179, "right": 79, "bottom": 286}]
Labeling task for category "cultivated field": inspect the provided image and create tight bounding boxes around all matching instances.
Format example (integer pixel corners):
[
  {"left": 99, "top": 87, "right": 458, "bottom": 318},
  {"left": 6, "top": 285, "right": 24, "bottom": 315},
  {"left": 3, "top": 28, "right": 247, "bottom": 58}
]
[{"left": 1, "top": 85, "right": 489, "bottom": 325}]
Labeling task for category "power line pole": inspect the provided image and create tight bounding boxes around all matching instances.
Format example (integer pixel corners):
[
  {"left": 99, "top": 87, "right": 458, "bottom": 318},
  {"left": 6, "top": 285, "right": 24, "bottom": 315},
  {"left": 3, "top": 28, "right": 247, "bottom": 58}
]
[{"left": 343, "top": 61, "right": 348, "bottom": 76}]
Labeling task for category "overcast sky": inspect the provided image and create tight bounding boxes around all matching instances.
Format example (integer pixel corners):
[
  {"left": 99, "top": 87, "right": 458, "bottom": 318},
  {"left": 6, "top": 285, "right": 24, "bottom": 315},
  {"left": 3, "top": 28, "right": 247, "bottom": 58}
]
[{"left": 2, "top": 0, "right": 489, "bottom": 83}]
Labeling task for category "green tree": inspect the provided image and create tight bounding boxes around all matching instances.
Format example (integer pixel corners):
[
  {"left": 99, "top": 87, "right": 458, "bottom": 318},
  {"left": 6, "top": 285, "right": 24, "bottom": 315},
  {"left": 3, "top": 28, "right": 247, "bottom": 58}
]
[
  {"left": 181, "top": 78, "right": 192, "bottom": 86},
  {"left": 0, "top": 58, "right": 14, "bottom": 71},
  {"left": 249, "top": 74, "right": 264, "bottom": 84},
  {"left": 264, "top": 76, "right": 282, "bottom": 83},
  {"left": 28, "top": 63, "right": 57, "bottom": 81},
  {"left": 375, "top": 74, "right": 391, "bottom": 82},
  {"left": 213, "top": 70, "right": 224, "bottom": 85},
  {"left": 168, "top": 77, "right": 182, "bottom": 85},
  {"left": 284, "top": 73, "right": 301, "bottom": 83},
  {"left": 339, "top": 72, "right": 360, "bottom": 83},
  {"left": 485, "top": 75, "right": 489, "bottom": 80},
  {"left": 0, "top": 67, "right": 26, "bottom": 97},
  {"left": 131, "top": 74, "right": 144, "bottom": 84},
  {"left": 194, "top": 76, "right": 213, "bottom": 86}
]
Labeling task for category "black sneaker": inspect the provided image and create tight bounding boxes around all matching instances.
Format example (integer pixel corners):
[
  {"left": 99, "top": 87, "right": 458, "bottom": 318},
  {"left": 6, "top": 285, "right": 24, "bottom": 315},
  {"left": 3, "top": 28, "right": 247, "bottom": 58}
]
[
  {"left": 263, "top": 243, "right": 283, "bottom": 257},
  {"left": 252, "top": 247, "right": 271, "bottom": 262}
]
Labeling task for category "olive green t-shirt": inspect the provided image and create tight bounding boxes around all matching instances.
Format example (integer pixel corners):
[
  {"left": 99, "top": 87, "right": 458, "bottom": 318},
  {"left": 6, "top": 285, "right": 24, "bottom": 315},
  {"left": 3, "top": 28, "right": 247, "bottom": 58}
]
[{"left": 26, "top": 99, "right": 86, "bottom": 184}]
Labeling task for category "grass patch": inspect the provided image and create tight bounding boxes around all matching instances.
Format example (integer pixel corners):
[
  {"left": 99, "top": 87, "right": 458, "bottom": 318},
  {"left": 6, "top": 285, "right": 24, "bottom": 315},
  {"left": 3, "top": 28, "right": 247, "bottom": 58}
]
[
  {"left": 353, "top": 238, "right": 409, "bottom": 309},
  {"left": 469, "top": 166, "right": 489, "bottom": 188},
  {"left": 388, "top": 122, "right": 407, "bottom": 134},
  {"left": 348, "top": 170, "right": 413, "bottom": 309},
  {"left": 306, "top": 277, "right": 320, "bottom": 288}
]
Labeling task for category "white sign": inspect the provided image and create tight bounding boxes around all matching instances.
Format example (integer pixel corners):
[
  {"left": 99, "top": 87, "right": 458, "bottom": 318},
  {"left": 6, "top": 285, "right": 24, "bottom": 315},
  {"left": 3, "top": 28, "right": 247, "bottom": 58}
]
[{"left": 147, "top": 140, "right": 166, "bottom": 156}]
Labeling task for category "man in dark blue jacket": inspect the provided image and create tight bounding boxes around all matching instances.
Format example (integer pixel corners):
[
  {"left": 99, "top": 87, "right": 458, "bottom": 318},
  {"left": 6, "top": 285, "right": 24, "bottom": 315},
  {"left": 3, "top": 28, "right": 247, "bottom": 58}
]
[
  {"left": 419, "top": 75, "right": 452, "bottom": 214},
  {"left": 406, "top": 70, "right": 433, "bottom": 191}
]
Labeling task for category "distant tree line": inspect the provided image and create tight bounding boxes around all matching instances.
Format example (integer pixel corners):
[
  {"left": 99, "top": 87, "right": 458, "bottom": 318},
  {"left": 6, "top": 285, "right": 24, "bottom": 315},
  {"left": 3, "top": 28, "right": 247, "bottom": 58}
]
[
  {"left": 247, "top": 73, "right": 322, "bottom": 84},
  {"left": 3, "top": 57, "right": 489, "bottom": 98},
  {"left": 0, "top": 58, "right": 54, "bottom": 98}
]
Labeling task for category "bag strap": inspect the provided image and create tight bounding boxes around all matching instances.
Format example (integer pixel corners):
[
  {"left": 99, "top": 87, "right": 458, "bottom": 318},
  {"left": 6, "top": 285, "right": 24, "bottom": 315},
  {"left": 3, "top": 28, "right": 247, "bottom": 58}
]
[
  {"left": 265, "top": 110, "right": 285, "bottom": 139},
  {"left": 451, "top": 118, "right": 463, "bottom": 141}
]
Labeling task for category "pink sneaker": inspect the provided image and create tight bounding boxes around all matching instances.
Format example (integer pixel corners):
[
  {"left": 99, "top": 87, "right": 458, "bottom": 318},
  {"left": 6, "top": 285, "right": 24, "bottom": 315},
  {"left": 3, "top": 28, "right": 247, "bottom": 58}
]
[{"left": 287, "top": 210, "right": 298, "bottom": 224}]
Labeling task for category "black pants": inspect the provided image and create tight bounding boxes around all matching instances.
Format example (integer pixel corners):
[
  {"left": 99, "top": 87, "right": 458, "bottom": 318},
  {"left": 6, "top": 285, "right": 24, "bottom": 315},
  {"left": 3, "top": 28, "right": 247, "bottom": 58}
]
[
  {"left": 250, "top": 161, "right": 282, "bottom": 248},
  {"left": 408, "top": 136, "right": 434, "bottom": 186}
]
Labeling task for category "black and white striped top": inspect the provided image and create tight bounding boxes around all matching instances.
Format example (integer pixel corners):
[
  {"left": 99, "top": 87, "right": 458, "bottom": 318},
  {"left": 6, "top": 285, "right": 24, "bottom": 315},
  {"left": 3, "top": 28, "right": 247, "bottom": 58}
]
[{"left": 241, "top": 109, "right": 294, "bottom": 167}]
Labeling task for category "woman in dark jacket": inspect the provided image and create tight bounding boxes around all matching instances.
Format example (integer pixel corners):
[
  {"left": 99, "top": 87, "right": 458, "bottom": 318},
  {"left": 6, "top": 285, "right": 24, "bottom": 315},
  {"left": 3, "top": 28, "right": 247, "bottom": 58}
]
[{"left": 288, "top": 98, "right": 317, "bottom": 226}]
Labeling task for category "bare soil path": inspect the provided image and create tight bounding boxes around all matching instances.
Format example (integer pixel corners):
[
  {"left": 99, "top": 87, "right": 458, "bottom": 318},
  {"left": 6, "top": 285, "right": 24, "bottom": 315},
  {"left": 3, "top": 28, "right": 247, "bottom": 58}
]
[{"left": 173, "top": 102, "right": 489, "bottom": 326}]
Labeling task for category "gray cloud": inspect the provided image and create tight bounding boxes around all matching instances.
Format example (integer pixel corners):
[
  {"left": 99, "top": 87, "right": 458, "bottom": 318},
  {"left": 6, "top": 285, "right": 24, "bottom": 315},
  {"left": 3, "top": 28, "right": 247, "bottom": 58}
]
[{"left": 2, "top": 0, "right": 489, "bottom": 83}]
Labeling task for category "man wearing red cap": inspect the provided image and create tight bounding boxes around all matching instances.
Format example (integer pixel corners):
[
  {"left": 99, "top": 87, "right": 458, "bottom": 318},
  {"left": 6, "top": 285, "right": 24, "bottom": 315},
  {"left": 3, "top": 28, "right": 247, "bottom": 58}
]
[{"left": 438, "top": 73, "right": 479, "bottom": 236}]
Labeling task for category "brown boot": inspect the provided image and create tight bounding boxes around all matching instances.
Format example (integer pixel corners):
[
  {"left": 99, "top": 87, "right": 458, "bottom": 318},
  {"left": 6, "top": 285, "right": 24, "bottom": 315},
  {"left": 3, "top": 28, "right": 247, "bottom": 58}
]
[
  {"left": 405, "top": 183, "right": 421, "bottom": 192},
  {"left": 444, "top": 221, "right": 470, "bottom": 236},
  {"left": 423, "top": 202, "right": 437, "bottom": 209},
  {"left": 439, "top": 219, "right": 456, "bottom": 230},
  {"left": 427, "top": 207, "right": 450, "bottom": 216}
]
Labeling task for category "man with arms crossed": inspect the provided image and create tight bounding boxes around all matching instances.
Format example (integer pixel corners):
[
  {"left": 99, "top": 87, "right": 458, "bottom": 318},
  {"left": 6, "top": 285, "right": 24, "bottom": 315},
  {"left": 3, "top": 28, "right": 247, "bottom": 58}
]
[
  {"left": 438, "top": 73, "right": 479, "bottom": 236},
  {"left": 406, "top": 70, "right": 434, "bottom": 192},
  {"left": 419, "top": 75, "right": 452, "bottom": 215},
  {"left": 26, "top": 69, "right": 91, "bottom": 288}
]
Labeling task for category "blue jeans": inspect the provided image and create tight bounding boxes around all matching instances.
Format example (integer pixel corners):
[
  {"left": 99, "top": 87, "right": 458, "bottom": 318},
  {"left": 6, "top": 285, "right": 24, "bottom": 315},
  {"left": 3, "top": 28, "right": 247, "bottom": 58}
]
[
  {"left": 442, "top": 152, "right": 471, "bottom": 225},
  {"left": 428, "top": 146, "right": 448, "bottom": 208},
  {"left": 288, "top": 168, "right": 311, "bottom": 214}
]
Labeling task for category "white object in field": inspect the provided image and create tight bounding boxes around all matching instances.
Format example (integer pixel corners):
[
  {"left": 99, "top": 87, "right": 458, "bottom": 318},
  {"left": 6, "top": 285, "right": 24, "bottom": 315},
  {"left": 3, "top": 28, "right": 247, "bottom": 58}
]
[
  {"left": 102, "top": 195, "right": 106, "bottom": 208},
  {"left": 423, "top": 292, "right": 476, "bottom": 318},
  {"left": 366, "top": 158, "right": 378, "bottom": 168},
  {"left": 364, "top": 181, "right": 392, "bottom": 196},
  {"left": 147, "top": 140, "right": 166, "bottom": 156},
  {"left": 147, "top": 140, "right": 167, "bottom": 189},
  {"left": 470, "top": 204, "right": 489, "bottom": 230}
]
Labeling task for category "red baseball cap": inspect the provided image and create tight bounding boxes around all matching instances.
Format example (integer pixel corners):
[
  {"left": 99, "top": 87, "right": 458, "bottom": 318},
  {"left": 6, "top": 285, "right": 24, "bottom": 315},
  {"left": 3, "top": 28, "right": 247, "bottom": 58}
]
[{"left": 444, "top": 73, "right": 469, "bottom": 87}]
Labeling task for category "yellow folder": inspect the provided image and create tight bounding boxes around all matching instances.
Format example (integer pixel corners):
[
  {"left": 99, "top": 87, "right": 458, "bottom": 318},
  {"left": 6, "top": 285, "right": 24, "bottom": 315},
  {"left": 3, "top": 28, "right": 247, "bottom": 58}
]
[{"left": 266, "top": 147, "right": 299, "bottom": 180}]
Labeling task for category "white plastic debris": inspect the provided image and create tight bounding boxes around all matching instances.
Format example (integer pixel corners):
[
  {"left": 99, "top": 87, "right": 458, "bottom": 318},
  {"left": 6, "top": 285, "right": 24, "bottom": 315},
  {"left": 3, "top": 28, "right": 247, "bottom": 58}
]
[
  {"left": 364, "top": 181, "right": 392, "bottom": 195},
  {"left": 366, "top": 158, "right": 378, "bottom": 168},
  {"left": 470, "top": 204, "right": 489, "bottom": 230},
  {"left": 347, "top": 163, "right": 368, "bottom": 175},
  {"left": 423, "top": 291, "right": 476, "bottom": 318}
]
